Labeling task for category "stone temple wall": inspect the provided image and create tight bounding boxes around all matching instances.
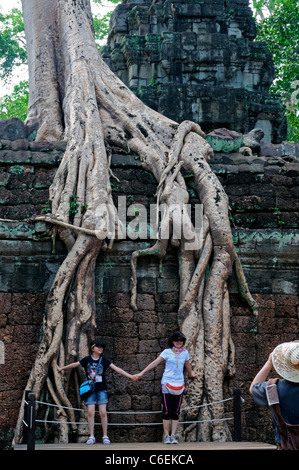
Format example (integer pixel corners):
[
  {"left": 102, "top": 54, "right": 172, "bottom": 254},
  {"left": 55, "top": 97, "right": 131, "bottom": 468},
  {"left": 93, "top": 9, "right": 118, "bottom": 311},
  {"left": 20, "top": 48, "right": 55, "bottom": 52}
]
[
  {"left": 102, "top": 0, "right": 287, "bottom": 143},
  {"left": 0, "top": 120, "right": 298, "bottom": 447}
]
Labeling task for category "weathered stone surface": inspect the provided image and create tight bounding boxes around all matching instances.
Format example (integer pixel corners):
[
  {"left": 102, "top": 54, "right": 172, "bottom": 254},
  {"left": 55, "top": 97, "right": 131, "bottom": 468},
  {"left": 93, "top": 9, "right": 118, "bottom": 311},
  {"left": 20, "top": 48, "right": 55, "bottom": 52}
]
[
  {"left": 206, "top": 128, "right": 243, "bottom": 152},
  {"left": 102, "top": 0, "right": 287, "bottom": 142},
  {"left": 243, "top": 128, "right": 264, "bottom": 152},
  {"left": 260, "top": 141, "right": 299, "bottom": 160},
  {"left": 0, "top": 138, "right": 298, "bottom": 448},
  {"left": 0, "top": 118, "right": 38, "bottom": 142}
]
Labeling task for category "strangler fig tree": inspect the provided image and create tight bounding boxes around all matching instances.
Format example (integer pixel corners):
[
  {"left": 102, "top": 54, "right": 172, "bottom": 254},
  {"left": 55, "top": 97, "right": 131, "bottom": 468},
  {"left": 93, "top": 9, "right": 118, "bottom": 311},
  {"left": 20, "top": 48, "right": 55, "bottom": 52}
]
[{"left": 14, "top": 0, "right": 257, "bottom": 444}]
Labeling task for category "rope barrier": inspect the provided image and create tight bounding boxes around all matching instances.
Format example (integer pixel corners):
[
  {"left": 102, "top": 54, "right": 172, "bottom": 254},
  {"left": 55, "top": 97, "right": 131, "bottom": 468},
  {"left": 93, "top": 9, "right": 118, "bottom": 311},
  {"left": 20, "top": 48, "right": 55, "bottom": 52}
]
[
  {"left": 32, "top": 396, "right": 235, "bottom": 427},
  {"left": 35, "top": 396, "right": 234, "bottom": 415},
  {"left": 22, "top": 388, "right": 243, "bottom": 449},
  {"left": 35, "top": 417, "right": 233, "bottom": 426}
]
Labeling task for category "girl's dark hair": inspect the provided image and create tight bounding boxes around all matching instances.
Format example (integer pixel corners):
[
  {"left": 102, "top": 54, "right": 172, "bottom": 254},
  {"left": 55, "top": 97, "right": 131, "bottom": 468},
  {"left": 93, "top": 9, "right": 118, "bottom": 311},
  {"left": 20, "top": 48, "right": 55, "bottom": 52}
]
[{"left": 168, "top": 331, "right": 186, "bottom": 348}]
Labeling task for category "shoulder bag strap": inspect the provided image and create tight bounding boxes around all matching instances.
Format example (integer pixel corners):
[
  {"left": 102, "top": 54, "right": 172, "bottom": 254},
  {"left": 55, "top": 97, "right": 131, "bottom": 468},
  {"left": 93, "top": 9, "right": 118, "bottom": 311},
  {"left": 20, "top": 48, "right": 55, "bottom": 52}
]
[
  {"left": 266, "top": 378, "right": 289, "bottom": 442},
  {"left": 96, "top": 357, "right": 102, "bottom": 374}
]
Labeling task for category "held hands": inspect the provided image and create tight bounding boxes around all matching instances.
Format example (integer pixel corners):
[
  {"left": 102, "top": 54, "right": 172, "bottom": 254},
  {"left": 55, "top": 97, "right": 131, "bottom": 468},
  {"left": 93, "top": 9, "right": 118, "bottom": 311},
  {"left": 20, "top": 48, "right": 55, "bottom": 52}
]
[{"left": 131, "top": 373, "right": 142, "bottom": 382}]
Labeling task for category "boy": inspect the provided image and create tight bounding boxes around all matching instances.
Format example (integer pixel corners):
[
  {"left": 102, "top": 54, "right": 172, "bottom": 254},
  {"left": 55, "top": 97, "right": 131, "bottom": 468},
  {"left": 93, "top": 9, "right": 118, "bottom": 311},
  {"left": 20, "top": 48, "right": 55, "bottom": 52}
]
[{"left": 57, "top": 339, "right": 136, "bottom": 444}]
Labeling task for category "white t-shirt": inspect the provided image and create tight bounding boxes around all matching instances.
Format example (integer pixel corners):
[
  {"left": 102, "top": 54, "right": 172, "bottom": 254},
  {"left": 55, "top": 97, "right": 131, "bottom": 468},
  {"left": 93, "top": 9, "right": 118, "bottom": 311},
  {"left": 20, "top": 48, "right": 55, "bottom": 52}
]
[{"left": 160, "top": 348, "right": 190, "bottom": 385}]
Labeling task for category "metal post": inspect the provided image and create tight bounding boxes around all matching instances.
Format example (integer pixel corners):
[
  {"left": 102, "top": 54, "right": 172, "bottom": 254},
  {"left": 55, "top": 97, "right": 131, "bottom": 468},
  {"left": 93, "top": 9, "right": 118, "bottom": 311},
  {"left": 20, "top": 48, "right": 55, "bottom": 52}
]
[
  {"left": 23, "top": 390, "right": 30, "bottom": 445},
  {"left": 233, "top": 387, "right": 242, "bottom": 442},
  {"left": 26, "top": 392, "right": 36, "bottom": 450}
]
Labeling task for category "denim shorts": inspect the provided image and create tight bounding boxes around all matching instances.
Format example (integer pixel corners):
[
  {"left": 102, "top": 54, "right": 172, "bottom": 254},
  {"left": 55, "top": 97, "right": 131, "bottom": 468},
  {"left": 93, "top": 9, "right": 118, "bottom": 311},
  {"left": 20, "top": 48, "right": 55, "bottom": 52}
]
[{"left": 85, "top": 390, "right": 108, "bottom": 405}]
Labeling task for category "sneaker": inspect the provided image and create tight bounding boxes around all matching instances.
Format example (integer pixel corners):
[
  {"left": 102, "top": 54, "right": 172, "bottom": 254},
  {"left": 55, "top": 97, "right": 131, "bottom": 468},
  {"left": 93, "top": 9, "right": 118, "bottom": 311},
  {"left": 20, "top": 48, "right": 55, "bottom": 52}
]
[
  {"left": 163, "top": 435, "right": 172, "bottom": 444},
  {"left": 102, "top": 436, "right": 111, "bottom": 445},
  {"left": 170, "top": 435, "right": 178, "bottom": 444},
  {"left": 86, "top": 436, "right": 96, "bottom": 445}
]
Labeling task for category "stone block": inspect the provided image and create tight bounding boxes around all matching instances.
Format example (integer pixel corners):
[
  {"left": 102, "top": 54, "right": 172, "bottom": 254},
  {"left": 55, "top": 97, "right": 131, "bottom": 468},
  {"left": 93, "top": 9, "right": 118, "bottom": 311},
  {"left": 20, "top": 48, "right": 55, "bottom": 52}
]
[
  {"left": 114, "top": 337, "right": 138, "bottom": 356},
  {"left": 133, "top": 310, "right": 158, "bottom": 323},
  {"left": 283, "top": 141, "right": 299, "bottom": 159},
  {"left": 108, "top": 394, "right": 131, "bottom": 411},
  {"left": 157, "top": 277, "right": 180, "bottom": 293},
  {"left": 138, "top": 322, "right": 156, "bottom": 339},
  {"left": 206, "top": 128, "right": 243, "bottom": 152},
  {"left": 260, "top": 143, "right": 284, "bottom": 158},
  {"left": 136, "top": 294, "right": 155, "bottom": 310},
  {"left": 137, "top": 276, "right": 157, "bottom": 294},
  {"left": 0, "top": 118, "right": 36, "bottom": 141},
  {"left": 0, "top": 293, "right": 12, "bottom": 314},
  {"left": 138, "top": 339, "right": 160, "bottom": 353}
]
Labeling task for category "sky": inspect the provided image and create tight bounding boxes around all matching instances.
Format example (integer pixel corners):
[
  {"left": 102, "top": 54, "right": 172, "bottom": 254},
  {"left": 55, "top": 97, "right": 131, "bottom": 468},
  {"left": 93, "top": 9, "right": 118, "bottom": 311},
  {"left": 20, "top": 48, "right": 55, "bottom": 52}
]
[{"left": 0, "top": 0, "right": 20, "bottom": 13}]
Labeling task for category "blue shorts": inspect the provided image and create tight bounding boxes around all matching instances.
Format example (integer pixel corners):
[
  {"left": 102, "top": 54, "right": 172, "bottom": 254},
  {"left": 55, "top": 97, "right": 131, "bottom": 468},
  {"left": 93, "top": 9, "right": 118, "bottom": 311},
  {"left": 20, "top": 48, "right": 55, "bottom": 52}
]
[{"left": 85, "top": 390, "right": 108, "bottom": 405}]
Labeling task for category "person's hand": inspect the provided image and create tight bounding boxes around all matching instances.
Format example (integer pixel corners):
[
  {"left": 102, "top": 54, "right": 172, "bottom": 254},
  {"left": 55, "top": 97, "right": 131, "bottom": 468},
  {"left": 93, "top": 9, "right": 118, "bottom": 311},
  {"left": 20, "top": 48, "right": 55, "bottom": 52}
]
[
  {"left": 266, "top": 353, "right": 273, "bottom": 367},
  {"left": 131, "top": 374, "right": 142, "bottom": 381},
  {"left": 189, "top": 371, "right": 198, "bottom": 379},
  {"left": 57, "top": 365, "right": 63, "bottom": 373}
]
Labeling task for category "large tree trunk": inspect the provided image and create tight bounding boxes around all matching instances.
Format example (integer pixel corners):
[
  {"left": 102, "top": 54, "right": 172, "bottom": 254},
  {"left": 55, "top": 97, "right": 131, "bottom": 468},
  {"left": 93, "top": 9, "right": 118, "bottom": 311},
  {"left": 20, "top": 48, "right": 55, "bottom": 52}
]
[{"left": 14, "top": 0, "right": 257, "bottom": 444}]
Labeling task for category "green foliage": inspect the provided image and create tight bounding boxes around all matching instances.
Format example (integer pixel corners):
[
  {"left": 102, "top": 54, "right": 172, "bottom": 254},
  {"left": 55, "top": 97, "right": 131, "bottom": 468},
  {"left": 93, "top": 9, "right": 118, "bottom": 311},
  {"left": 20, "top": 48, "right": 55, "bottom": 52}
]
[
  {"left": 93, "top": 11, "right": 114, "bottom": 46},
  {"left": 69, "top": 195, "right": 79, "bottom": 214},
  {"left": 0, "top": 80, "right": 28, "bottom": 121},
  {"left": 2, "top": 0, "right": 295, "bottom": 141},
  {"left": 42, "top": 200, "right": 52, "bottom": 214},
  {"left": 91, "top": 0, "right": 121, "bottom": 49},
  {"left": 0, "top": 1, "right": 121, "bottom": 122},
  {"left": 0, "top": 6, "right": 26, "bottom": 83},
  {"left": 252, "top": 0, "right": 299, "bottom": 141}
]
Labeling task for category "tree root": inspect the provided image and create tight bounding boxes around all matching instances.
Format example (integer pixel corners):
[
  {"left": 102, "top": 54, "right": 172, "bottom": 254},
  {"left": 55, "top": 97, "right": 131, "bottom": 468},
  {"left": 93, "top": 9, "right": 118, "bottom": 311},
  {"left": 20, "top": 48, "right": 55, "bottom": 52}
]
[
  {"left": 234, "top": 256, "right": 259, "bottom": 315},
  {"left": 15, "top": 0, "right": 258, "bottom": 444}
]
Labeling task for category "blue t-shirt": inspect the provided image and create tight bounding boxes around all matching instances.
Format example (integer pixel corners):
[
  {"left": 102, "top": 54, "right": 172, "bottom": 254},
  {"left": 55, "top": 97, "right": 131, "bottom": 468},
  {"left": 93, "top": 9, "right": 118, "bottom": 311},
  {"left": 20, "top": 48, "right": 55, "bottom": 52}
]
[
  {"left": 252, "top": 379, "right": 299, "bottom": 443},
  {"left": 252, "top": 379, "right": 299, "bottom": 424}
]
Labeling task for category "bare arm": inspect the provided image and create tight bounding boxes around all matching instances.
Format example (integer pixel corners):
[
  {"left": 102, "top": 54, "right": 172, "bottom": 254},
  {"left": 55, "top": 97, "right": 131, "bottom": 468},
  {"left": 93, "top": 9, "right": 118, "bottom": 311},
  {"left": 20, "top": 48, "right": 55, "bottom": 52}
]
[
  {"left": 109, "top": 363, "right": 134, "bottom": 380},
  {"left": 184, "top": 360, "right": 197, "bottom": 378},
  {"left": 249, "top": 353, "right": 273, "bottom": 394},
  {"left": 57, "top": 361, "right": 80, "bottom": 372},
  {"left": 135, "top": 356, "right": 165, "bottom": 379}
]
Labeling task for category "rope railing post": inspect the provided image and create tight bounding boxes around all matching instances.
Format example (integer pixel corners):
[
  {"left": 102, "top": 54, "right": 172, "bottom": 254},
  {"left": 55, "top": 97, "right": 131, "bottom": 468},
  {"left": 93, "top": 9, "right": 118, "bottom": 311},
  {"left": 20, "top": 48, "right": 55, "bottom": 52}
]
[
  {"left": 233, "top": 387, "right": 242, "bottom": 442},
  {"left": 23, "top": 390, "right": 30, "bottom": 445},
  {"left": 24, "top": 391, "right": 36, "bottom": 450}
]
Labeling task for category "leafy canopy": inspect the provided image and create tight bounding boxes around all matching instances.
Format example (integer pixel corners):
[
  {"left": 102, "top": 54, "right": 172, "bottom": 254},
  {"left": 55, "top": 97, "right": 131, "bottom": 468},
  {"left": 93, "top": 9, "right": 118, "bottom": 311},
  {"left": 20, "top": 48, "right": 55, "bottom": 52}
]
[
  {"left": 0, "top": 0, "right": 120, "bottom": 122},
  {"left": 252, "top": 0, "right": 299, "bottom": 141},
  {"left": 0, "top": 0, "right": 298, "bottom": 141},
  {"left": 0, "top": 6, "right": 26, "bottom": 83}
]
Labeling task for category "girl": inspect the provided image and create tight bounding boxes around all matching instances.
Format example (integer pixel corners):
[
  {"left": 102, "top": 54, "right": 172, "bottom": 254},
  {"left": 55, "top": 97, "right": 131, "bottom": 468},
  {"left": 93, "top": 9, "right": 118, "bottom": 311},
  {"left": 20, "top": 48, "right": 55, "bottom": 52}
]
[{"left": 134, "top": 331, "right": 197, "bottom": 444}]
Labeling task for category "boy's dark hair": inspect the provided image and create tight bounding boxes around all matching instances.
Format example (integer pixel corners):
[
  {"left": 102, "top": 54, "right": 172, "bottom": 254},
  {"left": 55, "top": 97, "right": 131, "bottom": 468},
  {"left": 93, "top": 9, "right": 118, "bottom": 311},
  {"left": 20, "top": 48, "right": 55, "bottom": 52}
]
[{"left": 90, "top": 340, "right": 105, "bottom": 350}]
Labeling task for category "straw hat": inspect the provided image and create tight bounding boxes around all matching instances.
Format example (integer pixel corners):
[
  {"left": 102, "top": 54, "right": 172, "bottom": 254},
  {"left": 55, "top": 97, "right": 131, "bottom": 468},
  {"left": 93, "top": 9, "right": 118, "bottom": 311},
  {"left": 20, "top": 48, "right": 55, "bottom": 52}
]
[{"left": 272, "top": 341, "right": 299, "bottom": 383}]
